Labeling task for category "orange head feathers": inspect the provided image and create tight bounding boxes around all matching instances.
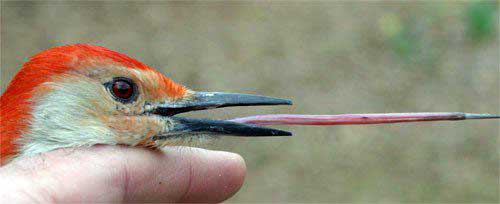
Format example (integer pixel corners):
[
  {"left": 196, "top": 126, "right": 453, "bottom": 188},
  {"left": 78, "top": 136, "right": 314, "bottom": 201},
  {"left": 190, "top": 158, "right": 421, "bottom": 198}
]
[
  {"left": 1, "top": 44, "right": 188, "bottom": 163},
  {"left": 0, "top": 44, "right": 291, "bottom": 164}
]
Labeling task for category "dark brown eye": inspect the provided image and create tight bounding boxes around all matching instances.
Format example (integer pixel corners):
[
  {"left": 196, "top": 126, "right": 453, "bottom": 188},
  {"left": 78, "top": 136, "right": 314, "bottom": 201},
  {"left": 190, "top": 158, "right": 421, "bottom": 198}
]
[{"left": 108, "top": 78, "right": 137, "bottom": 103}]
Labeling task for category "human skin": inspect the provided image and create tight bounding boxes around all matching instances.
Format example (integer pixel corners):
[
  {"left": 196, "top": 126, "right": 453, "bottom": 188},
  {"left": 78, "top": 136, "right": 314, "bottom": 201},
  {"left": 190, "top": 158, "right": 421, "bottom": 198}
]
[{"left": 0, "top": 145, "right": 246, "bottom": 203}]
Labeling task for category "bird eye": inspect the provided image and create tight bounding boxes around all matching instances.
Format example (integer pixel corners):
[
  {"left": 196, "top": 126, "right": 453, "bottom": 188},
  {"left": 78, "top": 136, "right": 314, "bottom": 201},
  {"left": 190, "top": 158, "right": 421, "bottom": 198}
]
[{"left": 108, "top": 77, "right": 137, "bottom": 103}]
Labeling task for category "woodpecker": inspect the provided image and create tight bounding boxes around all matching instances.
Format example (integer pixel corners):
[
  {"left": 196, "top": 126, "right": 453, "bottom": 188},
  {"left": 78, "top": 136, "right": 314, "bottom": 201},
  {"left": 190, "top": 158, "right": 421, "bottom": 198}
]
[
  {"left": 2, "top": 44, "right": 498, "bottom": 165},
  {"left": 0, "top": 44, "right": 292, "bottom": 164}
]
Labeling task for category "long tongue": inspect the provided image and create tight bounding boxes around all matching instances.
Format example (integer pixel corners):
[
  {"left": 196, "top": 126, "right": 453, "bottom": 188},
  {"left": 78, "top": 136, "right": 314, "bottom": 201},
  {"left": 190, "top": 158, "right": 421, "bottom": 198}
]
[{"left": 229, "top": 112, "right": 499, "bottom": 126}]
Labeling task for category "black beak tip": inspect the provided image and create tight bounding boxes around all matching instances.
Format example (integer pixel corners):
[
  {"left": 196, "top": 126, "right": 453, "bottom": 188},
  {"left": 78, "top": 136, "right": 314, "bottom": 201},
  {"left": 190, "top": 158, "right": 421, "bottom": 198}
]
[
  {"left": 236, "top": 124, "right": 293, "bottom": 137},
  {"left": 277, "top": 130, "right": 293, "bottom": 136},
  {"left": 262, "top": 128, "right": 293, "bottom": 136}
]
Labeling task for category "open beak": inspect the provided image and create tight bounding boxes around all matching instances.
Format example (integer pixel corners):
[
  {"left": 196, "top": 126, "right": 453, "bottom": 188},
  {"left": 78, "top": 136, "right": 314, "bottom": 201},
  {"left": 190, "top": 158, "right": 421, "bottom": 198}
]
[{"left": 153, "top": 92, "right": 293, "bottom": 137}]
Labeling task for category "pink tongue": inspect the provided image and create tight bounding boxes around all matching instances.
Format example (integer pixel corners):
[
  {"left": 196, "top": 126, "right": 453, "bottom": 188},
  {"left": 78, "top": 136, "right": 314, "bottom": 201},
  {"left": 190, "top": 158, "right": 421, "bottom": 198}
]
[{"left": 229, "top": 112, "right": 500, "bottom": 126}]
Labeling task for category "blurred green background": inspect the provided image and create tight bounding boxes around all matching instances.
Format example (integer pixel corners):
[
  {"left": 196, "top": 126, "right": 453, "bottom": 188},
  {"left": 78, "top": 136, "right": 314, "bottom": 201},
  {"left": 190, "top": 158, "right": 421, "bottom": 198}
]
[{"left": 1, "top": 1, "right": 499, "bottom": 202}]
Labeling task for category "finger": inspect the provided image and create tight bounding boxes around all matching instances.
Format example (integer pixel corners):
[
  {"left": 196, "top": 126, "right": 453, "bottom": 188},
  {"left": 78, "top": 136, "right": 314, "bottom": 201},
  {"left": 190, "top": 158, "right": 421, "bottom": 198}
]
[{"left": 0, "top": 145, "right": 246, "bottom": 203}]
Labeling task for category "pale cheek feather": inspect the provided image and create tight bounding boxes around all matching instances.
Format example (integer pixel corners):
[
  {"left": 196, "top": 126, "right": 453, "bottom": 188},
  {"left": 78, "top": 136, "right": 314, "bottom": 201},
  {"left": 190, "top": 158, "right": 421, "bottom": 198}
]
[
  {"left": 13, "top": 68, "right": 192, "bottom": 159},
  {"left": 16, "top": 78, "right": 118, "bottom": 158}
]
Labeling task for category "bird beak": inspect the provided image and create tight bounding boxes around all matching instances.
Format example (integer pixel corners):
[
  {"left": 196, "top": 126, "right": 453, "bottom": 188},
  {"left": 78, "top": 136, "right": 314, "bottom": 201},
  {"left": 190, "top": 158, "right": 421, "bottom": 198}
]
[
  {"left": 152, "top": 92, "right": 293, "bottom": 137},
  {"left": 168, "top": 117, "right": 292, "bottom": 137}
]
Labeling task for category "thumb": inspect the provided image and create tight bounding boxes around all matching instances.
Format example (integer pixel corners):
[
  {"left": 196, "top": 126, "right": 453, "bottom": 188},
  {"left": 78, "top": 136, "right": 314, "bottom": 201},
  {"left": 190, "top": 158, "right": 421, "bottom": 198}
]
[{"left": 0, "top": 145, "right": 246, "bottom": 203}]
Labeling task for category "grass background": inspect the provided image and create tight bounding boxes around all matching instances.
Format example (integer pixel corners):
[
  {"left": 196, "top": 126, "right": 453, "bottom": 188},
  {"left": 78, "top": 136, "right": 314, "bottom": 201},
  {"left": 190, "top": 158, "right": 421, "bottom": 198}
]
[{"left": 1, "top": 1, "right": 498, "bottom": 202}]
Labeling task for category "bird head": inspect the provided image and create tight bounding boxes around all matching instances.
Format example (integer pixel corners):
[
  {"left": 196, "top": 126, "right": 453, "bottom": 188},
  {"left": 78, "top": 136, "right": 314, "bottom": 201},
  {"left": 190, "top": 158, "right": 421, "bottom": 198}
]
[{"left": 0, "top": 44, "right": 291, "bottom": 164}]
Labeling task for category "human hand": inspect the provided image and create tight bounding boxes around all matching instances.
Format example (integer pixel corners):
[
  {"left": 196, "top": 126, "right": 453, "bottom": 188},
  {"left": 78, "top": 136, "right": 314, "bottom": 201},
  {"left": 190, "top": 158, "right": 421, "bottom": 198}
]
[{"left": 0, "top": 145, "right": 246, "bottom": 203}]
